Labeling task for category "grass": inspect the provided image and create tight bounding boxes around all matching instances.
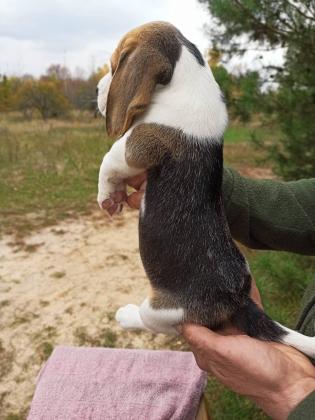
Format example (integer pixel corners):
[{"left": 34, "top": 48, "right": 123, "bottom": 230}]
[
  {"left": 0, "top": 112, "right": 313, "bottom": 419},
  {"left": 224, "top": 120, "right": 282, "bottom": 145},
  {"left": 206, "top": 379, "right": 268, "bottom": 420},
  {"left": 39, "top": 342, "right": 54, "bottom": 361},
  {"left": 0, "top": 112, "right": 112, "bottom": 236},
  {"left": 73, "top": 326, "right": 118, "bottom": 348},
  {"left": 5, "top": 414, "right": 22, "bottom": 420},
  {"left": 0, "top": 112, "right": 275, "bottom": 237},
  {"left": 223, "top": 119, "right": 282, "bottom": 170},
  {"left": 250, "top": 251, "right": 314, "bottom": 326},
  {"left": 50, "top": 271, "right": 66, "bottom": 279}
]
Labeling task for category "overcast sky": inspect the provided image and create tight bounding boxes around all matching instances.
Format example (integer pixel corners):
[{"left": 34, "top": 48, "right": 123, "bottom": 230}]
[
  {"left": 0, "top": 0, "right": 283, "bottom": 78},
  {"left": 0, "top": 0, "right": 212, "bottom": 77}
]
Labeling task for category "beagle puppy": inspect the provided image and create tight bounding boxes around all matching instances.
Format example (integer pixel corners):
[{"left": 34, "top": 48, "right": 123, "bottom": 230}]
[{"left": 97, "top": 22, "right": 315, "bottom": 357}]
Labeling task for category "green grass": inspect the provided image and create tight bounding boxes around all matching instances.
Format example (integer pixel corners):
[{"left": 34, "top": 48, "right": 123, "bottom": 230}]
[
  {"left": 223, "top": 121, "right": 282, "bottom": 170},
  {"left": 0, "top": 112, "right": 112, "bottom": 236},
  {"left": 73, "top": 326, "right": 118, "bottom": 348},
  {"left": 224, "top": 125, "right": 255, "bottom": 144},
  {"left": 0, "top": 113, "right": 276, "bottom": 236},
  {"left": 5, "top": 414, "right": 23, "bottom": 420},
  {"left": 206, "top": 379, "right": 268, "bottom": 420},
  {"left": 224, "top": 122, "right": 281, "bottom": 145},
  {"left": 39, "top": 342, "right": 54, "bottom": 361},
  {"left": 250, "top": 251, "right": 314, "bottom": 326}
]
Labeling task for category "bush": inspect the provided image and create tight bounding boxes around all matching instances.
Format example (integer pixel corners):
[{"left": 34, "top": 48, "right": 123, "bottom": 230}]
[{"left": 16, "top": 79, "right": 71, "bottom": 119}]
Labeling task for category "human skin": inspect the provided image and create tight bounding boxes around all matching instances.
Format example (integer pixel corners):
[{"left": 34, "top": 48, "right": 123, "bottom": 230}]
[
  {"left": 101, "top": 173, "right": 315, "bottom": 419},
  {"left": 180, "top": 324, "right": 315, "bottom": 419}
]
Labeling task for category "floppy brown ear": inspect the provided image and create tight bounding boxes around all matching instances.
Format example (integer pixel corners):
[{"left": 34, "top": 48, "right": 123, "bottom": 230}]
[{"left": 106, "top": 45, "right": 173, "bottom": 138}]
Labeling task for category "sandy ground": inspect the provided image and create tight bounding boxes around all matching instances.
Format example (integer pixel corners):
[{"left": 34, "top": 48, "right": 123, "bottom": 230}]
[{"left": 0, "top": 209, "right": 185, "bottom": 419}]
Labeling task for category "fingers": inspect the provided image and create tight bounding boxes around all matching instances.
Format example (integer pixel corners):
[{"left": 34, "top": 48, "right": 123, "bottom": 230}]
[
  {"left": 100, "top": 181, "right": 146, "bottom": 215},
  {"left": 126, "top": 177, "right": 146, "bottom": 210},
  {"left": 126, "top": 172, "right": 147, "bottom": 190},
  {"left": 127, "top": 191, "right": 144, "bottom": 209},
  {"left": 181, "top": 323, "right": 250, "bottom": 360},
  {"left": 180, "top": 323, "right": 237, "bottom": 371},
  {"left": 102, "top": 173, "right": 146, "bottom": 213},
  {"left": 181, "top": 323, "right": 223, "bottom": 353}
]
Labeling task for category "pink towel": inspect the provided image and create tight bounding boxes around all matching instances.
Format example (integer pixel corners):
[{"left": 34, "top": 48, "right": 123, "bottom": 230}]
[{"left": 27, "top": 346, "right": 207, "bottom": 420}]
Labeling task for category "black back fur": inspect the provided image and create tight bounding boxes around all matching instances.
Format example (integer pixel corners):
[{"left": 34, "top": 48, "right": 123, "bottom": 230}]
[{"left": 139, "top": 135, "right": 286, "bottom": 341}]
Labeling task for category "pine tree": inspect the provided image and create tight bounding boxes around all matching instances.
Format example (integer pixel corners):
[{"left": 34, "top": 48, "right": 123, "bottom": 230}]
[{"left": 200, "top": 0, "right": 315, "bottom": 179}]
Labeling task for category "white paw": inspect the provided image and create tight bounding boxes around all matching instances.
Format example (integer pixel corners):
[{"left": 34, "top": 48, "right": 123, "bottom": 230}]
[
  {"left": 115, "top": 304, "right": 146, "bottom": 330},
  {"left": 97, "top": 181, "right": 125, "bottom": 211},
  {"left": 97, "top": 192, "right": 109, "bottom": 209},
  {"left": 97, "top": 181, "right": 118, "bottom": 207}
]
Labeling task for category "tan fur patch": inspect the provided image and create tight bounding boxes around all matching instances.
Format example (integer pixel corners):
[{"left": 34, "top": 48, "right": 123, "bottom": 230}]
[
  {"left": 149, "top": 287, "right": 179, "bottom": 310},
  {"left": 150, "top": 285, "right": 235, "bottom": 327},
  {"left": 125, "top": 123, "right": 185, "bottom": 169},
  {"left": 106, "top": 22, "right": 179, "bottom": 138},
  {"left": 110, "top": 21, "right": 177, "bottom": 71}
]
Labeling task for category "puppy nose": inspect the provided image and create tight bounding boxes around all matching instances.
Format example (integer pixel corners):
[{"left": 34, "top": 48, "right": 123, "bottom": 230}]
[{"left": 96, "top": 87, "right": 99, "bottom": 95}]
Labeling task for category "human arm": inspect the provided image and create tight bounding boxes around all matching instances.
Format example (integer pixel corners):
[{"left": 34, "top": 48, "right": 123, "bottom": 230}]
[{"left": 223, "top": 168, "right": 315, "bottom": 255}]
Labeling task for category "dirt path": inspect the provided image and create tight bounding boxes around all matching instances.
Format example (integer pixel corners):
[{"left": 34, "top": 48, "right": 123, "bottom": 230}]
[{"left": 0, "top": 209, "right": 185, "bottom": 419}]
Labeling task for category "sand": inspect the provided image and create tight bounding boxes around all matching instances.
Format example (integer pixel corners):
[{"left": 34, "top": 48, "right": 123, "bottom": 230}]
[{"left": 0, "top": 209, "right": 185, "bottom": 419}]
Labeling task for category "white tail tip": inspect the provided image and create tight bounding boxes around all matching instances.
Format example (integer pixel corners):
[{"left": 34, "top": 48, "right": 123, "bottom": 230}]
[{"left": 278, "top": 323, "right": 315, "bottom": 358}]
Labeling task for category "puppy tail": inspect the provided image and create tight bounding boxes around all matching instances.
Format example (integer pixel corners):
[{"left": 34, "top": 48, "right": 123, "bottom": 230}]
[{"left": 232, "top": 298, "right": 315, "bottom": 358}]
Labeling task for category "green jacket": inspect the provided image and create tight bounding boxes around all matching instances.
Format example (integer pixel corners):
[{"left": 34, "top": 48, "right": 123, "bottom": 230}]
[{"left": 223, "top": 168, "right": 315, "bottom": 419}]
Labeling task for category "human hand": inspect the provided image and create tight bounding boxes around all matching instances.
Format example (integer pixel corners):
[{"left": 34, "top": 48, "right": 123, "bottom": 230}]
[
  {"left": 181, "top": 322, "right": 315, "bottom": 419},
  {"left": 126, "top": 172, "right": 147, "bottom": 209},
  {"left": 100, "top": 172, "right": 146, "bottom": 215}
]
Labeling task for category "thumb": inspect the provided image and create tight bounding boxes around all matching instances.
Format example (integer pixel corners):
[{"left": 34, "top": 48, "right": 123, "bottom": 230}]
[
  {"left": 127, "top": 191, "right": 144, "bottom": 209},
  {"left": 180, "top": 323, "right": 221, "bottom": 349}
]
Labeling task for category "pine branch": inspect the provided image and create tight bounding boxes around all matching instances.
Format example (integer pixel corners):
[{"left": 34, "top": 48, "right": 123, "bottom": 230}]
[
  {"left": 232, "top": 0, "right": 291, "bottom": 39},
  {"left": 285, "top": 0, "right": 315, "bottom": 22}
]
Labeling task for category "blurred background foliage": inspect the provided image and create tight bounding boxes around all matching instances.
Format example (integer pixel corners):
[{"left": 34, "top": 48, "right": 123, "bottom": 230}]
[
  {"left": 200, "top": 0, "right": 315, "bottom": 179},
  {"left": 0, "top": 64, "right": 108, "bottom": 119}
]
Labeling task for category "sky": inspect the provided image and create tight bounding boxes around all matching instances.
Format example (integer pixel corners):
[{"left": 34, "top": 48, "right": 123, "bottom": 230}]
[
  {"left": 0, "top": 0, "right": 283, "bottom": 78},
  {"left": 0, "top": 0, "right": 211, "bottom": 77}
]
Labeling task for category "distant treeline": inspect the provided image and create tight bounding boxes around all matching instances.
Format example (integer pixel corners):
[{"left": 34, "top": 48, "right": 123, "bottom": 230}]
[
  {"left": 0, "top": 64, "right": 108, "bottom": 119},
  {"left": 0, "top": 57, "right": 265, "bottom": 121},
  {"left": 1, "top": 46, "right": 314, "bottom": 180}
]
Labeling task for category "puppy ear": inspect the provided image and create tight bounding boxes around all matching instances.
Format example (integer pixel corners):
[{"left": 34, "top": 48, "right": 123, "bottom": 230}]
[{"left": 106, "top": 45, "right": 173, "bottom": 138}]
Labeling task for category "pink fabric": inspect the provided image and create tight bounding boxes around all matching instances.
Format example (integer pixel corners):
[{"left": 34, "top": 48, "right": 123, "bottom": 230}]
[{"left": 28, "top": 346, "right": 207, "bottom": 420}]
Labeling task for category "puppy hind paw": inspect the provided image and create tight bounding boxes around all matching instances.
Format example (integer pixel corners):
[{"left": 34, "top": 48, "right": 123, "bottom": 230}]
[{"left": 115, "top": 304, "right": 146, "bottom": 330}]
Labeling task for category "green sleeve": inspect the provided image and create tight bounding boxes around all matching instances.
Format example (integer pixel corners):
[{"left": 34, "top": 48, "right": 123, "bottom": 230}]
[
  {"left": 288, "top": 390, "right": 315, "bottom": 420},
  {"left": 222, "top": 168, "right": 315, "bottom": 255}
]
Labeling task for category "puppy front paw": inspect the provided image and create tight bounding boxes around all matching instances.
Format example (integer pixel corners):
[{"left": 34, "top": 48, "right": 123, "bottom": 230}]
[
  {"left": 115, "top": 304, "right": 146, "bottom": 330},
  {"left": 97, "top": 182, "right": 126, "bottom": 215}
]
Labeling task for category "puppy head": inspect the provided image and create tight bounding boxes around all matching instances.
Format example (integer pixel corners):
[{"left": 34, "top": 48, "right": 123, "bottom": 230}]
[{"left": 97, "top": 22, "right": 181, "bottom": 138}]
